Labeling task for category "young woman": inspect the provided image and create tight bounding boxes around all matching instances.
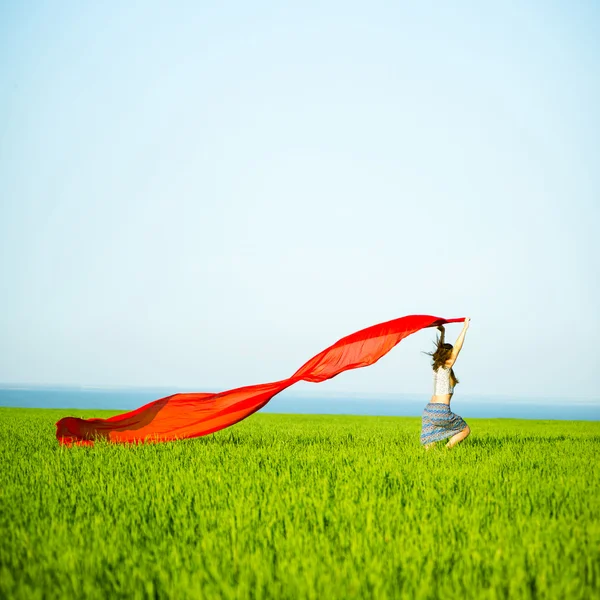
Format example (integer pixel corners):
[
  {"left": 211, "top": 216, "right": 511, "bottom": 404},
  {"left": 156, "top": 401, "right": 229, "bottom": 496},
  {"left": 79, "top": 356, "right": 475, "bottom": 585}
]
[{"left": 420, "top": 318, "right": 471, "bottom": 449}]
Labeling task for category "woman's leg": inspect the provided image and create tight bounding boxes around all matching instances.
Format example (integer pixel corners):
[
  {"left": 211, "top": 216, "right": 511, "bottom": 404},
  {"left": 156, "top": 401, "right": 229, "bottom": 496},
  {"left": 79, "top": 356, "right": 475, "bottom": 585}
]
[{"left": 446, "top": 425, "right": 471, "bottom": 448}]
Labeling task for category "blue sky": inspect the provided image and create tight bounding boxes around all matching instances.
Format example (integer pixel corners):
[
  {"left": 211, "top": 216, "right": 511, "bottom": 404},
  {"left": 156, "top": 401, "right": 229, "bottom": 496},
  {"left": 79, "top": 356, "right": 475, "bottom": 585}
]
[{"left": 1, "top": 1, "right": 598, "bottom": 400}]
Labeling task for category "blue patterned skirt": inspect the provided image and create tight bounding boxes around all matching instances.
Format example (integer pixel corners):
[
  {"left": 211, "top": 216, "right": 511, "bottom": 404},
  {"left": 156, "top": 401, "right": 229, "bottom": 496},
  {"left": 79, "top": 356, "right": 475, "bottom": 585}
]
[{"left": 420, "top": 402, "right": 468, "bottom": 445}]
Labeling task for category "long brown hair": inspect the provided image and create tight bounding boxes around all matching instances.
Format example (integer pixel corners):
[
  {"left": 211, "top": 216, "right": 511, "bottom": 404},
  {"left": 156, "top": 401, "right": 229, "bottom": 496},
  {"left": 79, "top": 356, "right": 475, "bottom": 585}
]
[{"left": 422, "top": 329, "right": 459, "bottom": 388}]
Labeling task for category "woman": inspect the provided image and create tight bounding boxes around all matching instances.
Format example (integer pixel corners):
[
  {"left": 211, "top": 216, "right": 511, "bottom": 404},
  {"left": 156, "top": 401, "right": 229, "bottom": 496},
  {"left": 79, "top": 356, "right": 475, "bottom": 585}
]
[{"left": 420, "top": 317, "right": 471, "bottom": 449}]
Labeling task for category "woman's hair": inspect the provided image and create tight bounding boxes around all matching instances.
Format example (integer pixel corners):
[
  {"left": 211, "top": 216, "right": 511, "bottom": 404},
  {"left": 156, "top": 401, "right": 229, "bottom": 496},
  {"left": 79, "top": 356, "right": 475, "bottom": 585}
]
[{"left": 421, "top": 330, "right": 459, "bottom": 388}]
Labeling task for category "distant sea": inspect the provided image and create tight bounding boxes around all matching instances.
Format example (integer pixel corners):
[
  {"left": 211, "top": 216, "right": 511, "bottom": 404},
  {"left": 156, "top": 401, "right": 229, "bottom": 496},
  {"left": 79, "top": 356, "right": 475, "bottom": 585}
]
[{"left": 1, "top": 385, "right": 599, "bottom": 420}]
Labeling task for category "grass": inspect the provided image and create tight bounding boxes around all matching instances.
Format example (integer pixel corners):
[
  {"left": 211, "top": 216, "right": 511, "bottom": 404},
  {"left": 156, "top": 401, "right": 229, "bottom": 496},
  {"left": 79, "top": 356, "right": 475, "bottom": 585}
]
[{"left": 1, "top": 407, "right": 598, "bottom": 599}]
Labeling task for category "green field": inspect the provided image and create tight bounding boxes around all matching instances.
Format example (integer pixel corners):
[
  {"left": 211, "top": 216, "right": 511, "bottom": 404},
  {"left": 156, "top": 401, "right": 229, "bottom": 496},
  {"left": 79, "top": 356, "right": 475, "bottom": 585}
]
[{"left": 1, "top": 408, "right": 598, "bottom": 599}]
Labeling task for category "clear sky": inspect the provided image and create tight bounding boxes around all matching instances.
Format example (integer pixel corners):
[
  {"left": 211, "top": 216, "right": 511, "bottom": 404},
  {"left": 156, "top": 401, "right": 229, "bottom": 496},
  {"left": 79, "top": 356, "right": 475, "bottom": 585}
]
[{"left": 1, "top": 1, "right": 598, "bottom": 400}]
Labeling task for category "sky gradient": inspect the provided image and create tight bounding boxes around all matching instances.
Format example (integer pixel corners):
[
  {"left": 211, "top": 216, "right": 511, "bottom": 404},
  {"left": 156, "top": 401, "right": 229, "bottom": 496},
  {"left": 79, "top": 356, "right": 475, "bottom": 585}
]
[{"left": 1, "top": 1, "right": 598, "bottom": 400}]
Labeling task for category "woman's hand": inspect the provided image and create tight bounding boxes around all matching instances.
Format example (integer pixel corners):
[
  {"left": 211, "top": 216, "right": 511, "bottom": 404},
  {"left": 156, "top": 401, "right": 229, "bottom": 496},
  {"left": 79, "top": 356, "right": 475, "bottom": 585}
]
[
  {"left": 437, "top": 325, "right": 445, "bottom": 332},
  {"left": 463, "top": 317, "right": 471, "bottom": 328}
]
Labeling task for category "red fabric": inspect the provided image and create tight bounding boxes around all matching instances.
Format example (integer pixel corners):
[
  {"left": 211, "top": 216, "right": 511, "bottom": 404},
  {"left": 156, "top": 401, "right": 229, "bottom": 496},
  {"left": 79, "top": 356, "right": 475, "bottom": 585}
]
[{"left": 56, "top": 314, "right": 465, "bottom": 445}]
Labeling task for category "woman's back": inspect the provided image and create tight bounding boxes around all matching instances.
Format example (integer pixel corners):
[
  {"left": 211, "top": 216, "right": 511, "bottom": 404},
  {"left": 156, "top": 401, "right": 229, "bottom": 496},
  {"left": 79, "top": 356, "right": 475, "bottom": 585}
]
[{"left": 433, "top": 365, "right": 454, "bottom": 395}]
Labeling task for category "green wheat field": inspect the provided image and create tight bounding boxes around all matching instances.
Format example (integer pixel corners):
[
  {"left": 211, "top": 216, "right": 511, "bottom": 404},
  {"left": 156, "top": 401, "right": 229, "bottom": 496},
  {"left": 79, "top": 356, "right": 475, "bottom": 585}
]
[{"left": 1, "top": 408, "right": 598, "bottom": 599}]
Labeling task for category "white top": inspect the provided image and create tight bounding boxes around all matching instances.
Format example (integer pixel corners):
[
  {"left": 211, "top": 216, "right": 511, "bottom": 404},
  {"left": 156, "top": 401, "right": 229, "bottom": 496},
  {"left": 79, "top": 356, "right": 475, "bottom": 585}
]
[{"left": 433, "top": 366, "right": 454, "bottom": 395}]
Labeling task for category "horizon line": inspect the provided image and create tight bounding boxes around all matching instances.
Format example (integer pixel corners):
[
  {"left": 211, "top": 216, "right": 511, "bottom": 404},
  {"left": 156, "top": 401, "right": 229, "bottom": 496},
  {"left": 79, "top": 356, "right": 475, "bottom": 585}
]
[{"left": 0, "top": 381, "right": 599, "bottom": 403}]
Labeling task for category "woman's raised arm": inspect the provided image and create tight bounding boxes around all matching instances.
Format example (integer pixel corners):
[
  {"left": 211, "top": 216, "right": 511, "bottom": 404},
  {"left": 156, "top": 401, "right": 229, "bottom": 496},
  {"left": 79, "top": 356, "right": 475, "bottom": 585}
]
[{"left": 445, "top": 318, "right": 470, "bottom": 367}]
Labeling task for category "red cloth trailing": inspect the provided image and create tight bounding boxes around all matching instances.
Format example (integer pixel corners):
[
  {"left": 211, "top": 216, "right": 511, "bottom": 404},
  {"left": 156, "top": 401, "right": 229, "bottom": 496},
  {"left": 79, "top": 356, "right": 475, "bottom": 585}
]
[{"left": 56, "top": 314, "right": 465, "bottom": 445}]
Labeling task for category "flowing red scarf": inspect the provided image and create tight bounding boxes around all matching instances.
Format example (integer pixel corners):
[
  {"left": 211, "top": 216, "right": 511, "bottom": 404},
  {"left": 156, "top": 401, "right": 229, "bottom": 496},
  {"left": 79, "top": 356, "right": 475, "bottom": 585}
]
[{"left": 56, "top": 314, "right": 465, "bottom": 445}]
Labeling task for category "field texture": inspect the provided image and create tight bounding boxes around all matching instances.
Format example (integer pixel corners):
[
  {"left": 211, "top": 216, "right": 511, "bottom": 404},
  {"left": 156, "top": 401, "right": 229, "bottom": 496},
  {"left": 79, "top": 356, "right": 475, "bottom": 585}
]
[{"left": 1, "top": 408, "right": 598, "bottom": 599}]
